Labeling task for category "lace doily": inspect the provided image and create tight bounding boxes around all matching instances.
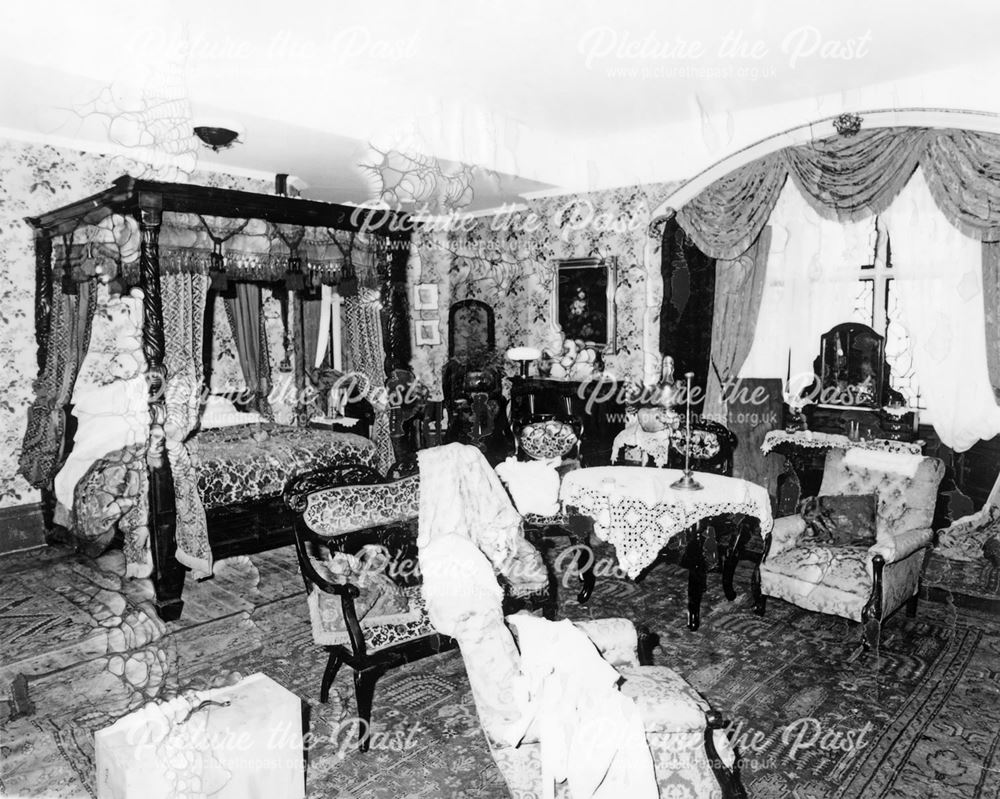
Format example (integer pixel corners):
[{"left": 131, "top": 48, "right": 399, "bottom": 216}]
[
  {"left": 760, "top": 430, "right": 923, "bottom": 456},
  {"left": 611, "top": 421, "right": 672, "bottom": 467},
  {"left": 559, "top": 467, "right": 773, "bottom": 578}
]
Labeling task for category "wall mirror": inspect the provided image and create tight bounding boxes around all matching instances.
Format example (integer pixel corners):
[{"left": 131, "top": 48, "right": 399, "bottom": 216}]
[
  {"left": 448, "top": 299, "right": 495, "bottom": 364},
  {"left": 551, "top": 257, "right": 617, "bottom": 353}
]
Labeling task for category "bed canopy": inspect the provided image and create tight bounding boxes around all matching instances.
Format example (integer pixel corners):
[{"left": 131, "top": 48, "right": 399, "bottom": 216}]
[{"left": 19, "top": 176, "right": 413, "bottom": 619}]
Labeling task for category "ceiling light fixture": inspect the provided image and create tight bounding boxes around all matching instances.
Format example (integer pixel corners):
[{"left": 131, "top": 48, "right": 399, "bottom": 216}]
[{"left": 193, "top": 126, "right": 241, "bottom": 152}]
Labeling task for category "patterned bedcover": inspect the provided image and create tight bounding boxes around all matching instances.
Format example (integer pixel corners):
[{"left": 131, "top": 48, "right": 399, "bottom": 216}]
[
  {"left": 71, "top": 423, "right": 378, "bottom": 574},
  {"left": 190, "top": 424, "right": 377, "bottom": 509}
]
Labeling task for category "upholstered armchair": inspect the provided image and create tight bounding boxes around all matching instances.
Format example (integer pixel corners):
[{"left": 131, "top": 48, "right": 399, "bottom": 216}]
[
  {"left": 752, "top": 448, "right": 945, "bottom": 649},
  {"left": 420, "top": 534, "right": 745, "bottom": 799}
]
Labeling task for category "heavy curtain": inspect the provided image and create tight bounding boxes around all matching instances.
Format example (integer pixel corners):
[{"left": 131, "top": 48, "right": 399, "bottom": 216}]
[
  {"left": 704, "top": 226, "right": 771, "bottom": 424},
  {"left": 224, "top": 282, "right": 273, "bottom": 418},
  {"left": 880, "top": 170, "right": 1000, "bottom": 451},
  {"left": 19, "top": 281, "right": 97, "bottom": 487},
  {"left": 984, "top": 241, "right": 1000, "bottom": 394},
  {"left": 680, "top": 126, "right": 1000, "bottom": 451},
  {"left": 675, "top": 128, "right": 1000, "bottom": 260},
  {"left": 343, "top": 295, "right": 394, "bottom": 471},
  {"left": 162, "top": 272, "right": 212, "bottom": 577}
]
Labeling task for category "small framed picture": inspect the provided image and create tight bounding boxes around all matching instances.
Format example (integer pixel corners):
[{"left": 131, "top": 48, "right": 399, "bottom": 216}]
[
  {"left": 415, "top": 319, "right": 441, "bottom": 346},
  {"left": 413, "top": 283, "right": 439, "bottom": 310}
]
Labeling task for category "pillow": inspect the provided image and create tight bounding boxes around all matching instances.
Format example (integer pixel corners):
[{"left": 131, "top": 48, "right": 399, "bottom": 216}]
[
  {"left": 203, "top": 395, "right": 239, "bottom": 415},
  {"left": 200, "top": 410, "right": 264, "bottom": 429},
  {"left": 799, "top": 494, "right": 878, "bottom": 547}
]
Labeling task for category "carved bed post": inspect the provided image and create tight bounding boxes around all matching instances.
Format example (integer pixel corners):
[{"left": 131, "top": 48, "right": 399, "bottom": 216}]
[
  {"left": 34, "top": 230, "right": 53, "bottom": 372},
  {"left": 381, "top": 232, "right": 412, "bottom": 375},
  {"left": 33, "top": 230, "right": 58, "bottom": 532},
  {"left": 136, "top": 196, "right": 185, "bottom": 620}
]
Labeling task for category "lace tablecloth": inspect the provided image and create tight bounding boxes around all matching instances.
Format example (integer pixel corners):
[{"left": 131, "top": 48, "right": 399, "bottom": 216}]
[
  {"left": 760, "top": 430, "right": 924, "bottom": 456},
  {"left": 559, "top": 466, "right": 773, "bottom": 578}
]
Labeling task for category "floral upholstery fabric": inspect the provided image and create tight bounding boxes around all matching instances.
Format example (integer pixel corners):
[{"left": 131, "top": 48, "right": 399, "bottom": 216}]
[
  {"left": 191, "top": 424, "right": 378, "bottom": 510},
  {"left": 760, "top": 450, "right": 944, "bottom": 625},
  {"left": 464, "top": 615, "right": 731, "bottom": 799},
  {"left": 937, "top": 504, "right": 1000, "bottom": 562},
  {"left": 759, "top": 571, "right": 866, "bottom": 621},
  {"left": 818, "top": 449, "right": 944, "bottom": 541},
  {"left": 501, "top": 537, "right": 550, "bottom": 598},
  {"left": 518, "top": 420, "right": 578, "bottom": 460},
  {"left": 669, "top": 428, "right": 722, "bottom": 460},
  {"left": 573, "top": 618, "right": 639, "bottom": 669},
  {"left": 308, "top": 584, "right": 436, "bottom": 650},
  {"left": 764, "top": 545, "right": 871, "bottom": 596},
  {"left": 304, "top": 475, "right": 419, "bottom": 536}
]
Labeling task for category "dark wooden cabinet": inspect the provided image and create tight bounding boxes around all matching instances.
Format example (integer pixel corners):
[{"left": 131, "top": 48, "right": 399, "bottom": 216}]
[{"left": 509, "top": 377, "right": 626, "bottom": 465}]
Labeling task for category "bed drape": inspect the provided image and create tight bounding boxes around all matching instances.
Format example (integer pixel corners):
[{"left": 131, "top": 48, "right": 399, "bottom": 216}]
[
  {"left": 224, "top": 282, "right": 273, "bottom": 419},
  {"left": 162, "top": 272, "right": 212, "bottom": 577},
  {"left": 343, "top": 294, "right": 394, "bottom": 471},
  {"left": 19, "top": 281, "right": 97, "bottom": 487}
]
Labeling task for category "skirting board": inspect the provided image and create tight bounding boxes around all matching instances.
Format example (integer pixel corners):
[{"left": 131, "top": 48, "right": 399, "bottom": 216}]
[{"left": 0, "top": 502, "right": 46, "bottom": 555}]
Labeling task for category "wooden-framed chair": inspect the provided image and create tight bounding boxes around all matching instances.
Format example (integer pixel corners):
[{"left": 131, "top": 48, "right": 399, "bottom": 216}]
[
  {"left": 284, "top": 458, "right": 557, "bottom": 751},
  {"left": 668, "top": 418, "right": 739, "bottom": 476},
  {"left": 751, "top": 448, "right": 945, "bottom": 649},
  {"left": 283, "top": 463, "right": 452, "bottom": 751},
  {"left": 504, "top": 414, "right": 597, "bottom": 603}
]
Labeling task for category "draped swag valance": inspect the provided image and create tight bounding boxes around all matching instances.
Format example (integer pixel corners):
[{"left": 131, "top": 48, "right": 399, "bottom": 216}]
[
  {"left": 676, "top": 127, "right": 1000, "bottom": 260},
  {"left": 52, "top": 212, "right": 388, "bottom": 285}
]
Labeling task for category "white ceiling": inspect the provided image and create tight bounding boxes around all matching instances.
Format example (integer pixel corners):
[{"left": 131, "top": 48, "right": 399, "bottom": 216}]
[{"left": 2, "top": 0, "right": 1000, "bottom": 209}]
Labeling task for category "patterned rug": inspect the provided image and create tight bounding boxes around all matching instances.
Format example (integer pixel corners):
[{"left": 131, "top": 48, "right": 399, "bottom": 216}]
[{"left": 2, "top": 540, "right": 1000, "bottom": 798}]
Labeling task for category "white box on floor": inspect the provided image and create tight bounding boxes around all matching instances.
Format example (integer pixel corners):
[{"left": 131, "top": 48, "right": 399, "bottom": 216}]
[{"left": 95, "top": 673, "right": 305, "bottom": 799}]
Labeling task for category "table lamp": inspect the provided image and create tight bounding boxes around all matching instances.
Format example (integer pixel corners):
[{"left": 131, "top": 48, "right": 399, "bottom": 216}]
[
  {"left": 506, "top": 346, "right": 541, "bottom": 379},
  {"left": 671, "top": 372, "right": 703, "bottom": 491}
]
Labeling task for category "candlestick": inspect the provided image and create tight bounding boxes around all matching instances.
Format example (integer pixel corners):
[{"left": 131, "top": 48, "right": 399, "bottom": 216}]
[{"left": 671, "top": 372, "right": 703, "bottom": 491}]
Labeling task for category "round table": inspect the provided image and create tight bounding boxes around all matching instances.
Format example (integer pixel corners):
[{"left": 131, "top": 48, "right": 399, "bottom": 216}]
[{"left": 560, "top": 466, "right": 774, "bottom": 629}]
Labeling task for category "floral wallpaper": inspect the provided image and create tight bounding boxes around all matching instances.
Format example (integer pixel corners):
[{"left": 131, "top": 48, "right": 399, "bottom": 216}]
[
  {"left": 0, "top": 136, "right": 275, "bottom": 509},
  {"left": 409, "top": 183, "right": 680, "bottom": 399}
]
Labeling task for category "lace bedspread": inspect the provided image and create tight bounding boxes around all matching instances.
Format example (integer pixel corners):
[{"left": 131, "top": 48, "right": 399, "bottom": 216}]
[
  {"left": 71, "top": 423, "right": 378, "bottom": 575},
  {"left": 559, "top": 466, "right": 774, "bottom": 578},
  {"left": 190, "top": 423, "right": 377, "bottom": 509},
  {"left": 760, "top": 430, "right": 924, "bottom": 456}
]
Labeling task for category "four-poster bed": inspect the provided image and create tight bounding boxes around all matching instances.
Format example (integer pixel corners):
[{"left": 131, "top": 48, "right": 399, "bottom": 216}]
[{"left": 20, "top": 176, "right": 413, "bottom": 621}]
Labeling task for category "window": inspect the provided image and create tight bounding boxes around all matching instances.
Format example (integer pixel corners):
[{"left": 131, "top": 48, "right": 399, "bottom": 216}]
[{"left": 848, "top": 219, "right": 920, "bottom": 407}]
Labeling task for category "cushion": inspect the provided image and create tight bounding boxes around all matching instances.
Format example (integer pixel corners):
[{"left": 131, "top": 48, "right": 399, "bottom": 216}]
[
  {"left": 309, "top": 584, "right": 435, "bottom": 650},
  {"left": 799, "top": 494, "right": 877, "bottom": 546},
  {"left": 763, "top": 544, "right": 871, "bottom": 595},
  {"left": 303, "top": 475, "right": 420, "bottom": 536}
]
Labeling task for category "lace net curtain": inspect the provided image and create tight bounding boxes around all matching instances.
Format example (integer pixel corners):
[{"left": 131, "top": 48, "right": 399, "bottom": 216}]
[{"left": 685, "top": 126, "right": 1000, "bottom": 452}]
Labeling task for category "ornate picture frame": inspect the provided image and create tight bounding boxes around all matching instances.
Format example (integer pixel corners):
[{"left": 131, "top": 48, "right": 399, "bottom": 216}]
[{"left": 551, "top": 257, "right": 617, "bottom": 353}]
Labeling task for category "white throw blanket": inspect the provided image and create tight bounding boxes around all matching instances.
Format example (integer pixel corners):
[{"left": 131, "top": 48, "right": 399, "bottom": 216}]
[
  {"left": 507, "top": 615, "right": 658, "bottom": 799},
  {"left": 417, "top": 443, "right": 523, "bottom": 571},
  {"left": 844, "top": 447, "right": 923, "bottom": 478},
  {"left": 494, "top": 456, "right": 561, "bottom": 517}
]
